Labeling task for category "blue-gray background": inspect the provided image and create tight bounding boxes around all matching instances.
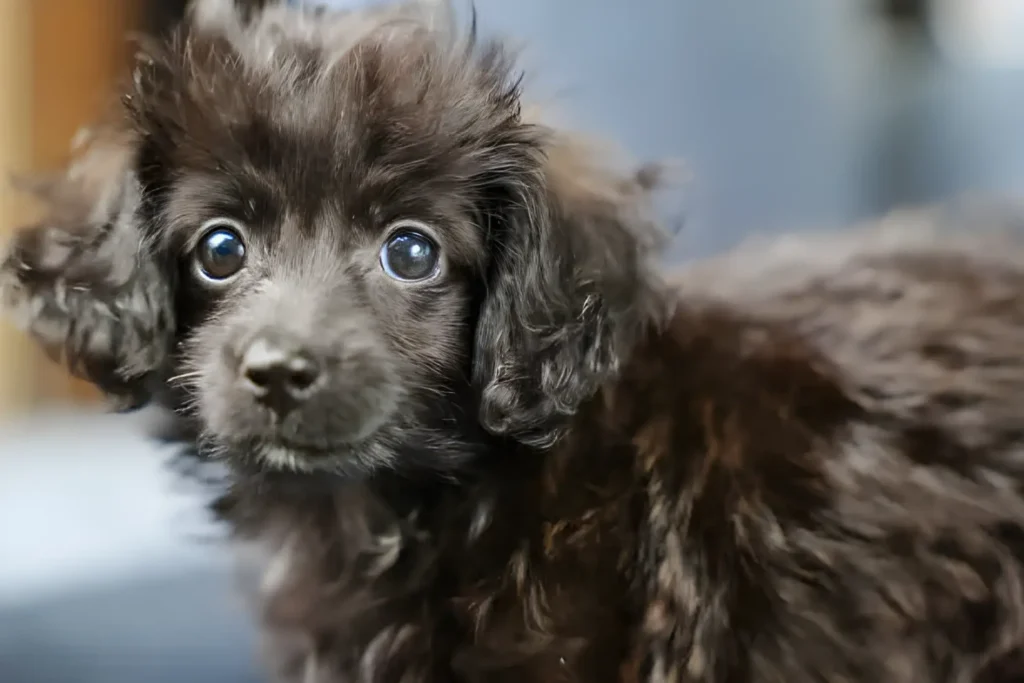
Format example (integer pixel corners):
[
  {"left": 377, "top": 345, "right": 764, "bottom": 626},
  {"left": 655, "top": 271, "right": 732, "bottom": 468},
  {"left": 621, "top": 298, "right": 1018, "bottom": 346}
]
[{"left": 5, "top": 1, "right": 1024, "bottom": 682}]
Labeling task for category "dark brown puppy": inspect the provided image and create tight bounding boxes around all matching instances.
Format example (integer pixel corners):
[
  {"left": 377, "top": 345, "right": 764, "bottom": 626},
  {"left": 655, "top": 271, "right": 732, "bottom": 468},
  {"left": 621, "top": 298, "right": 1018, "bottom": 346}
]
[{"left": 5, "top": 1, "right": 1024, "bottom": 681}]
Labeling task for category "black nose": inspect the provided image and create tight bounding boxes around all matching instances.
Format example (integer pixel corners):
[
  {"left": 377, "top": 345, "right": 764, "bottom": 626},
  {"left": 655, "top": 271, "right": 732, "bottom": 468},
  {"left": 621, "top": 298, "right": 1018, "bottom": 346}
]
[{"left": 238, "top": 333, "right": 322, "bottom": 415}]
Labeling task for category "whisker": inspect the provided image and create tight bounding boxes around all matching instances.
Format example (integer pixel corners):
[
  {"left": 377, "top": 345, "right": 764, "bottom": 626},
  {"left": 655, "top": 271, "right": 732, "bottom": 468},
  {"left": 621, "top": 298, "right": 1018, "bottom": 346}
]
[{"left": 167, "top": 369, "right": 204, "bottom": 385}]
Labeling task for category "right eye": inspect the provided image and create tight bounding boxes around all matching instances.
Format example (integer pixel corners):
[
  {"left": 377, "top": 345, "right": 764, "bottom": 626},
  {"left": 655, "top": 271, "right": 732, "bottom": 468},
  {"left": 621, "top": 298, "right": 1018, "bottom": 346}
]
[{"left": 195, "top": 219, "right": 247, "bottom": 282}]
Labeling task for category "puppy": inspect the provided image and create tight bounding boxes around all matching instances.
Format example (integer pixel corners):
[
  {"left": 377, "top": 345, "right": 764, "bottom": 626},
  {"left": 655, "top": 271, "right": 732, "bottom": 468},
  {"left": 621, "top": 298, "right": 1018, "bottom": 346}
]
[{"left": 5, "top": 1, "right": 1024, "bottom": 681}]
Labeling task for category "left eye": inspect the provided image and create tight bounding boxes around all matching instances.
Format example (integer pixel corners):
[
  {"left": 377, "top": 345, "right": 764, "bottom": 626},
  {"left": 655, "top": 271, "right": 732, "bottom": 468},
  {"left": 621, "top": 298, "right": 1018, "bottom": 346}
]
[
  {"left": 195, "top": 220, "right": 247, "bottom": 282},
  {"left": 379, "top": 228, "right": 440, "bottom": 282}
]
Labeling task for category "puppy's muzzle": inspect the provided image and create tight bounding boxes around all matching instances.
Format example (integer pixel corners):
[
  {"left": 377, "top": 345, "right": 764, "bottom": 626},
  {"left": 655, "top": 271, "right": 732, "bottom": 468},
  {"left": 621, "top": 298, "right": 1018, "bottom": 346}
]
[{"left": 236, "top": 329, "right": 324, "bottom": 417}]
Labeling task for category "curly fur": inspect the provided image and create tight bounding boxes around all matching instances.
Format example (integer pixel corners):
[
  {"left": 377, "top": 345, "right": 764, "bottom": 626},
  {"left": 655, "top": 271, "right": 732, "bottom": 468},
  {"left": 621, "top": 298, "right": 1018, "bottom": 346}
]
[{"left": 5, "top": 1, "right": 1024, "bottom": 681}]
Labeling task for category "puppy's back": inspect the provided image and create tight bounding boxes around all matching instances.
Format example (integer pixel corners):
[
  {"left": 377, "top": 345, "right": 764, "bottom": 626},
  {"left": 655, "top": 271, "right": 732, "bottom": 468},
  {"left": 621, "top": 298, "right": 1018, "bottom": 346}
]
[
  {"left": 637, "top": 200, "right": 1024, "bottom": 682},
  {"left": 671, "top": 199, "right": 1024, "bottom": 448}
]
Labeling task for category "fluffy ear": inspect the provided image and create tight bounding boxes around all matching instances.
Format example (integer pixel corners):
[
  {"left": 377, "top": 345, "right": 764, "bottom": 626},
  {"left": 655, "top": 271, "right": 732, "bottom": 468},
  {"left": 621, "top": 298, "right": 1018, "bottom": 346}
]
[
  {"left": 474, "top": 131, "right": 669, "bottom": 447},
  {"left": 0, "top": 126, "right": 175, "bottom": 409}
]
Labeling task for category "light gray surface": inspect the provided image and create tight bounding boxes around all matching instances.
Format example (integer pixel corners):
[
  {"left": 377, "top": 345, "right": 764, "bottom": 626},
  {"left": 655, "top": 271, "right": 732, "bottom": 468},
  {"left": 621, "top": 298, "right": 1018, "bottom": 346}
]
[
  {"left": 0, "top": 567, "right": 260, "bottom": 683},
  {"left": 0, "top": 409, "right": 226, "bottom": 607},
  {"left": 0, "top": 410, "right": 259, "bottom": 683}
]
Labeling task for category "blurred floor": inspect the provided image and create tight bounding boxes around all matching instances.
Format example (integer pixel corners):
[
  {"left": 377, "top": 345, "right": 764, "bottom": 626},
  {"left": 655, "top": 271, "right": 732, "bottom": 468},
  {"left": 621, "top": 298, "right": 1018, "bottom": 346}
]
[
  {"left": 0, "top": 569, "right": 260, "bottom": 683},
  {"left": 0, "top": 410, "right": 261, "bottom": 683}
]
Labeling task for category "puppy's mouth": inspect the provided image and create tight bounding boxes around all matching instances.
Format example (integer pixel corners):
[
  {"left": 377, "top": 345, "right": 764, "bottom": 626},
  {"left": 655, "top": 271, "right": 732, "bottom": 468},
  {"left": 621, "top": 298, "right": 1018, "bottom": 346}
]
[
  {"left": 268, "top": 437, "right": 349, "bottom": 456},
  {"left": 198, "top": 395, "right": 398, "bottom": 472},
  {"left": 256, "top": 441, "right": 349, "bottom": 472},
  {"left": 192, "top": 412, "right": 361, "bottom": 460},
  {"left": 214, "top": 434, "right": 363, "bottom": 473}
]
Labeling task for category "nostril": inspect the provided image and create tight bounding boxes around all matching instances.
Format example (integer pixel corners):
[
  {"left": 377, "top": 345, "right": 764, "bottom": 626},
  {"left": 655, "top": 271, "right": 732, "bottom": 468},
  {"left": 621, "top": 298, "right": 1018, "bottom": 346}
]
[
  {"left": 243, "top": 366, "right": 274, "bottom": 391},
  {"left": 286, "top": 360, "right": 320, "bottom": 393}
]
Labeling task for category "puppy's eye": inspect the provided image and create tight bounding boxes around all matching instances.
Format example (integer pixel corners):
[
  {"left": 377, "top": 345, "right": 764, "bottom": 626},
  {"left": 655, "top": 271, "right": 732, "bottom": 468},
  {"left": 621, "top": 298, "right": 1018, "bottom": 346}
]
[
  {"left": 380, "top": 227, "right": 440, "bottom": 282},
  {"left": 196, "top": 220, "right": 246, "bottom": 281}
]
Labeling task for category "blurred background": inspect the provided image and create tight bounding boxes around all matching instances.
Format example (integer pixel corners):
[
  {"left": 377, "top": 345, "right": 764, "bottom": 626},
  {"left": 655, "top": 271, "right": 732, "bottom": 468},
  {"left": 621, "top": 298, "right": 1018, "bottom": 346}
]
[{"left": 4, "top": 0, "right": 1024, "bottom": 681}]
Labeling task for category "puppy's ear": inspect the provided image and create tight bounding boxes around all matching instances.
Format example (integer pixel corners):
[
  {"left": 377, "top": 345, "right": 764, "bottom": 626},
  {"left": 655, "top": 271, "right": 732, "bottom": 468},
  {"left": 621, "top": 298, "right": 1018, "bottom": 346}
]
[
  {"left": 0, "top": 126, "right": 174, "bottom": 409},
  {"left": 474, "top": 131, "right": 668, "bottom": 447}
]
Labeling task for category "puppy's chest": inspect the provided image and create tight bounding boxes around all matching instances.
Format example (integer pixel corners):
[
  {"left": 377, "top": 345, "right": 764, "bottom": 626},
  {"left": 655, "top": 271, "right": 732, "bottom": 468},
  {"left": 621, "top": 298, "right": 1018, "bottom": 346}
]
[
  {"left": 250, "top": 491, "right": 640, "bottom": 683},
  {"left": 447, "top": 526, "right": 638, "bottom": 683}
]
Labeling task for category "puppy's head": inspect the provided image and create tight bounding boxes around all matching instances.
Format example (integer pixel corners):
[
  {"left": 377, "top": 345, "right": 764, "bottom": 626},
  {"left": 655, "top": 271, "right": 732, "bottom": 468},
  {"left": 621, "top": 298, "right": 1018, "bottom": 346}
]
[{"left": 1, "top": 0, "right": 666, "bottom": 475}]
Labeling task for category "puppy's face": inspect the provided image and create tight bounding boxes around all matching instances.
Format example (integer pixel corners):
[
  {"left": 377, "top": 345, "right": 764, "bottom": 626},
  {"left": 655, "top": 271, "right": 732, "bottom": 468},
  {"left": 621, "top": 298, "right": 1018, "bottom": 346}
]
[
  {"left": 171, "top": 93, "right": 494, "bottom": 473},
  {"left": 1, "top": 0, "right": 664, "bottom": 476},
  {"left": 177, "top": 150, "right": 480, "bottom": 473}
]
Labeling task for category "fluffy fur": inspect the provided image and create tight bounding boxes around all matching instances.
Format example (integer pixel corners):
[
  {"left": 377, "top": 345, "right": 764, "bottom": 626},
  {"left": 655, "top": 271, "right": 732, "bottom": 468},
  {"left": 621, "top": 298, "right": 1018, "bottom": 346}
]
[{"left": 5, "top": 1, "right": 1024, "bottom": 681}]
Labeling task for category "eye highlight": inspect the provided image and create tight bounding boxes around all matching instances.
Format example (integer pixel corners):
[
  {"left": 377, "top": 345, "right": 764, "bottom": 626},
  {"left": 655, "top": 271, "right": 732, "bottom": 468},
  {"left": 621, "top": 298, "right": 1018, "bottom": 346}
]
[
  {"left": 195, "top": 219, "right": 247, "bottom": 282},
  {"left": 379, "top": 224, "right": 440, "bottom": 282}
]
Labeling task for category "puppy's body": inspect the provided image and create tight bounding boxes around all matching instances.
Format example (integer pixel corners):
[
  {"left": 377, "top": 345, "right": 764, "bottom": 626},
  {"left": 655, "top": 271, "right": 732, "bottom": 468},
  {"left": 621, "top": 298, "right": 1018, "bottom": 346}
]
[
  {"left": 4, "top": 2, "right": 1024, "bottom": 682},
  {"left": 216, "top": 211, "right": 1024, "bottom": 683}
]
